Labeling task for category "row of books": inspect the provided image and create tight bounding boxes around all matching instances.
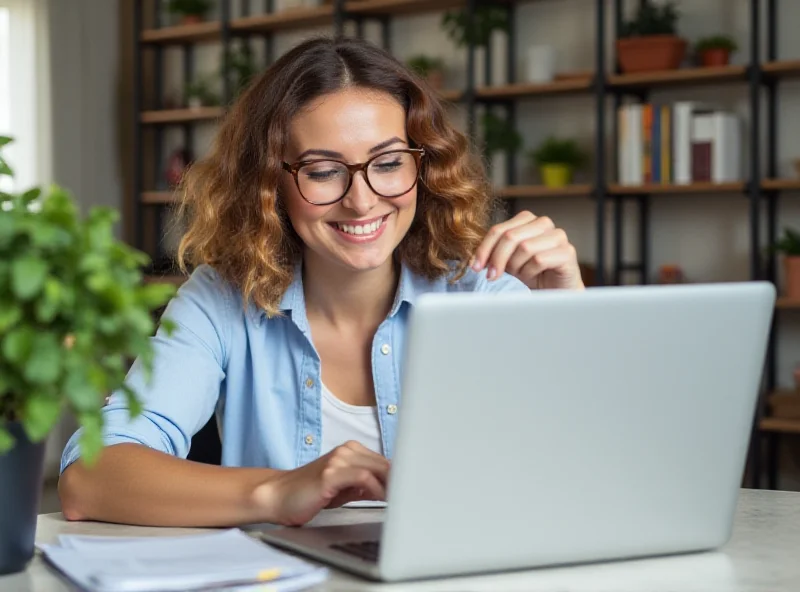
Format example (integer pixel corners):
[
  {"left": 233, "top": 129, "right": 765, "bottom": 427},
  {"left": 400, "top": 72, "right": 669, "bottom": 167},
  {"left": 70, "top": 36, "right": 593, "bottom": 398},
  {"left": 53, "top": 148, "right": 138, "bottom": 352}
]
[{"left": 617, "top": 101, "right": 741, "bottom": 186}]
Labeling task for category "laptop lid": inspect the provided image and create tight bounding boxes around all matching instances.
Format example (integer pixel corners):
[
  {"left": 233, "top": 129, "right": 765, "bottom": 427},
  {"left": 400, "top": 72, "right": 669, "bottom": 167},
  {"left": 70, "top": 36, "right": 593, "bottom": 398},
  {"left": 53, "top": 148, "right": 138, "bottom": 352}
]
[{"left": 378, "top": 282, "right": 775, "bottom": 581}]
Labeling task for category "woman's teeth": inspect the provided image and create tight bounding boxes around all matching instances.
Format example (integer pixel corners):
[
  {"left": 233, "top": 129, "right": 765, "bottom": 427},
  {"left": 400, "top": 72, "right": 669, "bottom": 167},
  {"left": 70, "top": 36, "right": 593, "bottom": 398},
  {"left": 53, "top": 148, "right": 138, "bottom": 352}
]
[{"left": 336, "top": 217, "right": 383, "bottom": 236}]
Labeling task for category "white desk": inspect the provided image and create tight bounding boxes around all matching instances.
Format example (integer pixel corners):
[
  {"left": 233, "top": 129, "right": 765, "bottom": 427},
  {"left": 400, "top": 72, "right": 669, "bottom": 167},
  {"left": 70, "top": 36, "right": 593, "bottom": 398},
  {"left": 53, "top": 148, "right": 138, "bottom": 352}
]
[{"left": 2, "top": 488, "right": 799, "bottom": 591}]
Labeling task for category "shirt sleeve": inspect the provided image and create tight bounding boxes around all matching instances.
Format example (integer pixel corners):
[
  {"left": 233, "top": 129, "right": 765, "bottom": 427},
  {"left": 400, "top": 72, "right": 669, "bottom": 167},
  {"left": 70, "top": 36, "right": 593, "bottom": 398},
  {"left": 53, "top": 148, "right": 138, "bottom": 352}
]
[{"left": 59, "top": 265, "right": 234, "bottom": 473}]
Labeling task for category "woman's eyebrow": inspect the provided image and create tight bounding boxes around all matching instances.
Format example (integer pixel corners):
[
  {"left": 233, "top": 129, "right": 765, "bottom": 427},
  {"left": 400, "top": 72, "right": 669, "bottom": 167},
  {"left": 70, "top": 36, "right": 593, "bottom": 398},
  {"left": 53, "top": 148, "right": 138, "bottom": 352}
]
[{"left": 295, "top": 137, "right": 406, "bottom": 161}]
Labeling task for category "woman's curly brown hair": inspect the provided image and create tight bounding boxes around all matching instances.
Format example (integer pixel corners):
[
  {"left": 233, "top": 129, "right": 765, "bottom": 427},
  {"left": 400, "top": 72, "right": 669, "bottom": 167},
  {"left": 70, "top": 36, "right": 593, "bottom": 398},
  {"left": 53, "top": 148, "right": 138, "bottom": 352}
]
[{"left": 177, "top": 35, "right": 497, "bottom": 317}]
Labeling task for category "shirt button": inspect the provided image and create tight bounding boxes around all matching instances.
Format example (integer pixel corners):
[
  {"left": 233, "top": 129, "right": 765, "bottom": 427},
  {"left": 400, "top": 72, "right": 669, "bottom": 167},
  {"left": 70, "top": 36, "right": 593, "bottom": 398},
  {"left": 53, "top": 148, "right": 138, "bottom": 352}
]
[
  {"left": 380, "top": 344, "right": 391, "bottom": 355},
  {"left": 387, "top": 404, "right": 398, "bottom": 415},
  {"left": 305, "top": 378, "right": 314, "bottom": 388},
  {"left": 305, "top": 434, "right": 314, "bottom": 445}
]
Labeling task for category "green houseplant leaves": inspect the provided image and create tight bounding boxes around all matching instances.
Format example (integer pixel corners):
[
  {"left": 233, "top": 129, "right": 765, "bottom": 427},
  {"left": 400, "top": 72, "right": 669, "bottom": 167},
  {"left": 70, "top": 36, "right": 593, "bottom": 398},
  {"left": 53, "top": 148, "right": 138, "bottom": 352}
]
[{"left": 0, "top": 136, "right": 177, "bottom": 465}]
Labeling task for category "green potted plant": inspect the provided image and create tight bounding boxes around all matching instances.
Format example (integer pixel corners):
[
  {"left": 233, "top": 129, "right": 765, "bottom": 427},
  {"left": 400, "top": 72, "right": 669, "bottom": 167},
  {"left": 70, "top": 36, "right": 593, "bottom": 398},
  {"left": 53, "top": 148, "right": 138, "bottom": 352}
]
[
  {"left": 185, "top": 76, "right": 220, "bottom": 109},
  {"left": 167, "top": 0, "right": 212, "bottom": 25},
  {"left": 481, "top": 112, "right": 522, "bottom": 188},
  {"left": 224, "top": 42, "right": 259, "bottom": 98},
  {"left": 617, "top": 0, "right": 686, "bottom": 73},
  {"left": 529, "top": 136, "right": 587, "bottom": 188},
  {"left": 442, "top": 6, "right": 510, "bottom": 87},
  {"left": 0, "top": 137, "right": 177, "bottom": 575},
  {"left": 774, "top": 227, "right": 800, "bottom": 299},
  {"left": 694, "top": 34, "right": 738, "bottom": 67},
  {"left": 407, "top": 55, "right": 446, "bottom": 90}
]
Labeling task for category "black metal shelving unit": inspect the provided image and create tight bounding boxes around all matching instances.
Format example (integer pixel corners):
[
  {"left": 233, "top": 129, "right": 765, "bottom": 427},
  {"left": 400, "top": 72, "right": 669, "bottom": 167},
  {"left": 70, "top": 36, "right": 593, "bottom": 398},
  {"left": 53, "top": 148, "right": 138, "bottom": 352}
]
[{"left": 132, "top": 0, "right": 800, "bottom": 480}]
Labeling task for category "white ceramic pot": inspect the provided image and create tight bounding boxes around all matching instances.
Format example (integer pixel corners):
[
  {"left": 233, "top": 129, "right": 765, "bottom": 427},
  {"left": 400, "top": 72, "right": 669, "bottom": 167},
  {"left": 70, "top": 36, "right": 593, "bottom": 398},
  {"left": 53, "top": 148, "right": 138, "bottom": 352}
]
[{"left": 526, "top": 45, "right": 555, "bottom": 83}]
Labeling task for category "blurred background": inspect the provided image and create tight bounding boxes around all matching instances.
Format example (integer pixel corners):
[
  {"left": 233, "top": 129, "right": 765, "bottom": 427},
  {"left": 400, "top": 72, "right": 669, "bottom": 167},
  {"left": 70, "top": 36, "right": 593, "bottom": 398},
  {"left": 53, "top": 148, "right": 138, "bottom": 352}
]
[{"left": 2, "top": 0, "right": 799, "bottom": 513}]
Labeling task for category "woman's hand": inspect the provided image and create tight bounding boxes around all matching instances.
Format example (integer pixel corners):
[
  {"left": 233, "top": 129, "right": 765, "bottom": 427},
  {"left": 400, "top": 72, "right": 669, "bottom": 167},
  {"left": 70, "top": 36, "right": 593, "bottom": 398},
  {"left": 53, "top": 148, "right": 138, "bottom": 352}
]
[
  {"left": 254, "top": 441, "right": 389, "bottom": 526},
  {"left": 472, "top": 211, "right": 584, "bottom": 290}
]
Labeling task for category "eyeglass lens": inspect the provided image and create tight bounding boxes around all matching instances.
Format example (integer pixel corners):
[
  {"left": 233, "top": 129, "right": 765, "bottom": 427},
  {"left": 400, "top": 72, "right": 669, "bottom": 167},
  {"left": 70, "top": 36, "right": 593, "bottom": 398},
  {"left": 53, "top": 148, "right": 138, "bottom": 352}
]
[{"left": 296, "top": 150, "right": 419, "bottom": 204}]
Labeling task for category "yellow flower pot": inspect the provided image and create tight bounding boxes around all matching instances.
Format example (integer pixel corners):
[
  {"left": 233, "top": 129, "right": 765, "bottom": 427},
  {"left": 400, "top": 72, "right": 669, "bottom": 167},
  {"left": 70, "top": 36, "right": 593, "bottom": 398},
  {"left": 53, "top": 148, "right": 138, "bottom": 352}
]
[{"left": 541, "top": 164, "right": 573, "bottom": 188}]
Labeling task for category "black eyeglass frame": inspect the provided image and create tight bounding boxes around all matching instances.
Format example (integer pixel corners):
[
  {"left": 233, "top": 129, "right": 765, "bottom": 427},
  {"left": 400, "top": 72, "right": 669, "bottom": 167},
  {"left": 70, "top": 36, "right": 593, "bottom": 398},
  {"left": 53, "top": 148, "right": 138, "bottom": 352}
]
[{"left": 281, "top": 147, "right": 426, "bottom": 206}]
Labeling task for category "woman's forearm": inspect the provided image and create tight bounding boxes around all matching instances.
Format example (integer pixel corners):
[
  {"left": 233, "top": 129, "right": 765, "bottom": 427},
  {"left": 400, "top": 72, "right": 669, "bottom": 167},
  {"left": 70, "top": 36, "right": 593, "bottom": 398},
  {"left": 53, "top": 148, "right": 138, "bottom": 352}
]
[{"left": 58, "top": 443, "right": 279, "bottom": 527}]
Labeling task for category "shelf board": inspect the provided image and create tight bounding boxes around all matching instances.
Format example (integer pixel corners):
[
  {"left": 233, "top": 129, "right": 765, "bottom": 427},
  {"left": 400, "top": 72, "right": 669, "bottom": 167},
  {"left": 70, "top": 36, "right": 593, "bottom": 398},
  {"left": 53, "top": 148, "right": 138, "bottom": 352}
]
[
  {"left": 760, "top": 417, "right": 800, "bottom": 434},
  {"left": 776, "top": 297, "right": 800, "bottom": 309},
  {"left": 762, "top": 178, "right": 800, "bottom": 190},
  {"left": 438, "top": 89, "right": 462, "bottom": 102},
  {"left": 140, "top": 21, "right": 221, "bottom": 44},
  {"left": 475, "top": 77, "right": 592, "bottom": 99},
  {"left": 767, "top": 390, "right": 800, "bottom": 419},
  {"left": 230, "top": 6, "right": 334, "bottom": 33},
  {"left": 497, "top": 184, "right": 592, "bottom": 199},
  {"left": 762, "top": 60, "right": 800, "bottom": 77},
  {"left": 142, "top": 191, "right": 179, "bottom": 204},
  {"left": 140, "top": 107, "right": 224, "bottom": 124},
  {"left": 608, "top": 182, "right": 745, "bottom": 195},
  {"left": 608, "top": 65, "right": 747, "bottom": 88},
  {"left": 344, "top": 0, "right": 465, "bottom": 16}
]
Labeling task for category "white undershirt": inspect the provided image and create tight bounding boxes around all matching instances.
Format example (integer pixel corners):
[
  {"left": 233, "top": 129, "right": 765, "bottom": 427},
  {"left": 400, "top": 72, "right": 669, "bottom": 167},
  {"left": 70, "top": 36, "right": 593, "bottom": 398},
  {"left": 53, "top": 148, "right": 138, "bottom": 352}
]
[{"left": 320, "top": 382, "right": 383, "bottom": 456}]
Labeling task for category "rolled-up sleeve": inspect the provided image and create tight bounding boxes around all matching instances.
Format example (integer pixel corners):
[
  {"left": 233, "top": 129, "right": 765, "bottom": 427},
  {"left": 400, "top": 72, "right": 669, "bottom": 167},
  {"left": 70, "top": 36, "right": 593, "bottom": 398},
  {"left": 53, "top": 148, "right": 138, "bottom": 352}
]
[{"left": 60, "top": 265, "right": 234, "bottom": 473}]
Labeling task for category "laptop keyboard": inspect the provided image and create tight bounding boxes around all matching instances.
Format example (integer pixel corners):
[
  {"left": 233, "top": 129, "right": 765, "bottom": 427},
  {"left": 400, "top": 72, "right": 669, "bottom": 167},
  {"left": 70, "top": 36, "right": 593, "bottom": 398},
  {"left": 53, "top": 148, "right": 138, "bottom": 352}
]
[{"left": 331, "top": 540, "right": 380, "bottom": 562}]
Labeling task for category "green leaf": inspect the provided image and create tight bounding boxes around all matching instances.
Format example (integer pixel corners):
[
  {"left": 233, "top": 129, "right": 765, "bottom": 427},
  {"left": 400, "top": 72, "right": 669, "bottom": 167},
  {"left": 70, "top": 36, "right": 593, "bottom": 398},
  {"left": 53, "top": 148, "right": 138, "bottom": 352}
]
[
  {"left": 0, "top": 136, "right": 12, "bottom": 147},
  {"left": 35, "top": 278, "right": 62, "bottom": 323},
  {"left": 24, "top": 333, "right": 62, "bottom": 384},
  {"left": 0, "top": 303, "right": 22, "bottom": 332},
  {"left": 11, "top": 256, "right": 49, "bottom": 300},
  {"left": 0, "top": 213, "right": 15, "bottom": 247},
  {"left": 138, "top": 283, "right": 177, "bottom": 308},
  {"left": 0, "top": 427, "right": 13, "bottom": 453},
  {"left": 77, "top": 412, "right": 103, "bottom": 466},
  {"left": 0, "top": 158, "right": 13, "bottom": 177},
  {"left": 64, "top": 367, "right": 101, "bottom": 412},
  {"left": 2, "top": 327, "right": 35, "bottom": 364},
  {"left": 121, "top": 384, "right": 143, "bottom": 418},
  {"left": 22, "top": 393, "right": 62, "bottom": 441}
]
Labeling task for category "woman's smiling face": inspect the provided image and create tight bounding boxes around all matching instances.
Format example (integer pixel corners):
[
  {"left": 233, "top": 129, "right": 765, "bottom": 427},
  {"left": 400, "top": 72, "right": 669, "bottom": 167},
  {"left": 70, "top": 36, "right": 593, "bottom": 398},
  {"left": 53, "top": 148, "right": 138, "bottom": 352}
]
[{"left": 281, "top": 87, "right": 419, "bottom": 274}]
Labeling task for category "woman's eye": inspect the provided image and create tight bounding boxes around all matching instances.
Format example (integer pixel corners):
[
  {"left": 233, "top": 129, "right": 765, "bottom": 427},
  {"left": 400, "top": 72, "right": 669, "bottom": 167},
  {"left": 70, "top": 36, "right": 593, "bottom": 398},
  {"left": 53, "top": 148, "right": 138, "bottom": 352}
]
[{"left": 373, "top": 159, "right": 403, "bottom": 172}]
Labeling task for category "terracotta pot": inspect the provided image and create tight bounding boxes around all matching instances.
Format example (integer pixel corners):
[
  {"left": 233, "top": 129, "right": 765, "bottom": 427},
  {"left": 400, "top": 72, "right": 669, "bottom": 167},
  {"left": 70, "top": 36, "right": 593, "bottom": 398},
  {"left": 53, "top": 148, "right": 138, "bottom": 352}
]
[
  {"left": 181, "top": 14, "right": 203, "bottom": 25},
  {"left": 700, "top": 48, "right": 730, "bottom": 67},
  {"left": 616, "top": 35, "right": 687, "bottom": 73},
  {"left": 784, "top": 256, "right": 800, "bottom": 299}
]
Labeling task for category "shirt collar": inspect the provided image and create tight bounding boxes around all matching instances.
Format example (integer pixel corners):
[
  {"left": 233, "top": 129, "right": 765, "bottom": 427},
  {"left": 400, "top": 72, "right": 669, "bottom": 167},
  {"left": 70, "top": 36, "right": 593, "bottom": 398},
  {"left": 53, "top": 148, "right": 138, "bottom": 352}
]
[{"left": 251, "top": 258, "right": 435, "bottom": 326}]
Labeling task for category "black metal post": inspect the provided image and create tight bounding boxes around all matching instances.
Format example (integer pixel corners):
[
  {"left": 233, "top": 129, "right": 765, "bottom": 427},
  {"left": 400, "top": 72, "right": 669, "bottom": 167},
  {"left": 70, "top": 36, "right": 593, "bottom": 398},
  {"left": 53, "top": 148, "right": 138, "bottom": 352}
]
[
  {"left": 506, "top": 4, "right": 516, "bottom": 189},
  {"left": 241, "top": 0, "right": 250, "bottom": 17},
  {"left": 639, "top": 194, "right": 649, "bottom": 284},
  {"left": 613, "top": 198, "right": 623, "bottom": 285},
  {"left": 381, "top": 16, "right": 391, "bottom": 50},
  {"left": 594, "top": 0, "right": 606, "bottom": 286},
  {"left": 334, "top": 0, "right": 345, "bottom": 38},
  {"left": 746, "top": 0, "right": 764, "bottom": 490},
  {"left": 221, "top": 0, "right": 232, "bottom": 105},
  {"left": 466, "top": 0, "right": 477, "bottom": 141},
  {"left": 133, "top": 0, "right": 143, "bottom": 250}
]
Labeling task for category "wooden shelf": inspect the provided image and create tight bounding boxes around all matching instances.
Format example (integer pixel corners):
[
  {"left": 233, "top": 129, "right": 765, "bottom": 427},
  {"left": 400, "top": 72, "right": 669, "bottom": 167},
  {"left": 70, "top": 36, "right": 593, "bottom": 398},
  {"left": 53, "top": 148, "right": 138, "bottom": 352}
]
[
  {"left": 776, "top": 297, "right": 800, "bottom": 309},
  {"left": 141, "top": 191, "right": 179, "bottom": 205},
  {"left": 768, "top": 390, "right": 800, "bottom": 419},
  {"left": 140, "top": 107, "right": 224, "bottom": 124},
  {"left": 438, "top": 89, "right": 462, "bottom": 102},
  {"left": 344, "top": 0, "right": 465, "bottom": 16},
  {"left": 762, "top": 178, "right": 800, "bottom": 191},
  {"left": 608, "top": 182, "right": 745, "bottom": 195},
  {"left": 475, "top": 77, "right": 592, "bottom": 99},
  {"left": 141, "top": 22, "right": 221, "bottom": 44},
  {"left": 760, "top": 417, "right": 800, "bottom": 434},
  {"left": 762, "top": 60, "right": 800, "bottom": 77},
  {"left": 608, "top": 65, "right": 747, "bottom": 89},
  {"left": 497, "top": 184, "right": 592, "bottom": 199},
  {"left": 230, "top": 6, "right": 334, "bottom": 33}
]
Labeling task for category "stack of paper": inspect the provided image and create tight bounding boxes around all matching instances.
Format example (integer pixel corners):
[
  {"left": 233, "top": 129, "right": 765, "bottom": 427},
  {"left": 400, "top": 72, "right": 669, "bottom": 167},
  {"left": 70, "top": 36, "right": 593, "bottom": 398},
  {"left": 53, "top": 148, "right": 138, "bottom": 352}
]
[{"left": 38, "top": 528, "right": 328, "bottom": 591}]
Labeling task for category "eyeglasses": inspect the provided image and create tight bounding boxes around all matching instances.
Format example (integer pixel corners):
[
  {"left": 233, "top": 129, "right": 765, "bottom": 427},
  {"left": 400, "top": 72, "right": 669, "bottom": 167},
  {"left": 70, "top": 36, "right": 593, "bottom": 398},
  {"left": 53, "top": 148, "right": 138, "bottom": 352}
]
[{"left": 282, "top": 148, "right": 425, "bottom": 206}]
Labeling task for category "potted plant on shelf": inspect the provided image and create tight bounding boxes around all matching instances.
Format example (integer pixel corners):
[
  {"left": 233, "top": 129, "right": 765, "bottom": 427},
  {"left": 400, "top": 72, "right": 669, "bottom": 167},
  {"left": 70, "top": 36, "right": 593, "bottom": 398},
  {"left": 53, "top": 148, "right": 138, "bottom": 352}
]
[
  {"left": 694, "top": 35, "right": 739, "bottom": 67},
  {"left": 185, "top": 76, "right": 220, "bottom": 109},
  {"left": 529, "top": 136, "right": 587, "bottom": 188},
  {"left": 617, "top": 0, "right": 686, "bottom": 74},
  {"left": 481, "top": 111, "right": 522, "bottom": 189},
  {"left": 442, "top": 6, "right": 510, "bottom": 87},
  {"left": 774, "top": 227, "right": 800, "bottom": 299},
  {"left": 407, "top": 55, "right": 446, "bottom": 91},
  {"left": 166, "top": 0, "right": 212, "bottom": 25},
  {"left": 0, "top": 137, "right": 177, "bottom": 575}
]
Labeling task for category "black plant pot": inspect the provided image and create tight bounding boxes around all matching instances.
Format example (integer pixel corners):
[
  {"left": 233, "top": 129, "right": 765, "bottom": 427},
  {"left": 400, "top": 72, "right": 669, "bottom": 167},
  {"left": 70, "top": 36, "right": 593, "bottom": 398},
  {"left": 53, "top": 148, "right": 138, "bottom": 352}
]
[{"left": 0, "top": 422, "right": 46, "bottom": 575}]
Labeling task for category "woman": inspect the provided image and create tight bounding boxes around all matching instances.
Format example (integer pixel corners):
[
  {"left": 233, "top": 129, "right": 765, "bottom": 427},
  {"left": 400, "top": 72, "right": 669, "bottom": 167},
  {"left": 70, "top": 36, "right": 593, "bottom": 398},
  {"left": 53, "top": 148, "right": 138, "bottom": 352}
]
[{"left": 58, "top": 36, "right": 583, "bottom": 528}]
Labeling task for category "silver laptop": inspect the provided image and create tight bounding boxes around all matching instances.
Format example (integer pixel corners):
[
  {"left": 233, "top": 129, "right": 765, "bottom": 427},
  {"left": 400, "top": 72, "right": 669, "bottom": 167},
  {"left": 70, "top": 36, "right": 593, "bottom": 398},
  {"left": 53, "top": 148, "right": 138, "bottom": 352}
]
[{"left": 259, "top": 281, "right": 775, "bottom": 582}]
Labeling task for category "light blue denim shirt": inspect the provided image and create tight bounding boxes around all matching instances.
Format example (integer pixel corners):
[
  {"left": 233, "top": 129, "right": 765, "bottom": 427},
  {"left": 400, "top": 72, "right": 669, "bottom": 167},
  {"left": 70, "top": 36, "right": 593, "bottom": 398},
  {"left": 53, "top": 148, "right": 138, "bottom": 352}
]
[{"left": 60, "top": 261, "right": 529, "bottom": 473}]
